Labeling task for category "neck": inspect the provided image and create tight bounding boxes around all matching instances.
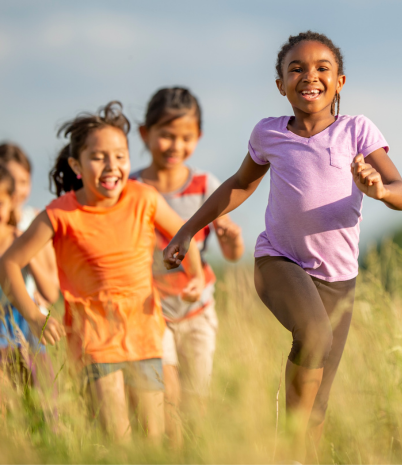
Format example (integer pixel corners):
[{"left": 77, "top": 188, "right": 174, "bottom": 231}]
[
  {"left": 290, "top": 106, "right": 335, "bottom": 137},
  {"left": 141, "top": 162, "right": 189, "bottom": 193},
  {"left": 75, "top": 189, "right": 122, "bottom": 208}
]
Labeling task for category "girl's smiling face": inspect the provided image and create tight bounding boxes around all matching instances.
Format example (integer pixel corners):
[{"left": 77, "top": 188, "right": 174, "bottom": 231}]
[
  {"left": 276, "top": 41, "right": 346, "bottom": 117},
  {"left": 6, "top": 160, "right": 31, "bottom": 209},
  {"left": 68, "top": 126, "right": 130, "bottom": 207},
  {"left": 140, "top": 114, "right": 201, "bottom": 170}
]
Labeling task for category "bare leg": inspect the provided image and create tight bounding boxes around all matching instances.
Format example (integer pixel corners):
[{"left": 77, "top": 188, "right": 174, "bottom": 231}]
[
  {"left": 90, "top": 370, "right": 131, "bottom": 441},
  {"left": 306, "top": 420, "right": 325, "bottom": 463},
  {"left": 163, "top": 364, "right": 182, "bottom": 449},
  {"left": 286, "top": 360, "right": 323, "bottom": 462},
  {"left": 129, "top": 387, "right": 164, "bottom": 444}
]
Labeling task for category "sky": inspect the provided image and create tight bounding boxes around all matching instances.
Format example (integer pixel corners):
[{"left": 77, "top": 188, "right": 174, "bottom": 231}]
[{"left": 0, "top": 0, "right": 401, "bottom": 259}]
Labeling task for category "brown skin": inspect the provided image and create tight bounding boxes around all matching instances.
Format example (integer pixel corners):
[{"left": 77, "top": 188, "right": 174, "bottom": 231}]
[{"left": 163, "top": 41, "right": 402, "bottom": 461}]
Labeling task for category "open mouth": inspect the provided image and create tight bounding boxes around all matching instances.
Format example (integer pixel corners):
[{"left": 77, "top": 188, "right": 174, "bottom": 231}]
[
  {"left": 99, "top": 176, "right": 121, "bottom": 191},
  {"left": 300, "top": 89, "right": 323, "bottom": 101},
  {"left": 163, "top": 155, "right": 182, "bottom": 164}
]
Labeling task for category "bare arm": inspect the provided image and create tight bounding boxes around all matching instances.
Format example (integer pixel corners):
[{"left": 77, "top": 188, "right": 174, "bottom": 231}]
[
  {"left": 28, "top": 242, "right": 59, "bottom": 304},
  {"left": 0, "top": 210, "right": 65, "bottom": 345},
  {"left": 164, "top": 153, "right": 270, "bottom": 268},
  {"left": 154, "top": 194, "right": 205, "bottom": 301},
  {"left": 352, "top": 148, "right": 402, "bottom": 210}
]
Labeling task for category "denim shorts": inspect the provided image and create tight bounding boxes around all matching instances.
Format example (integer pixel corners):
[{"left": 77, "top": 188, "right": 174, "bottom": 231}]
[{"left": 81, "top": 358, "right": 164, "bottom": 391}]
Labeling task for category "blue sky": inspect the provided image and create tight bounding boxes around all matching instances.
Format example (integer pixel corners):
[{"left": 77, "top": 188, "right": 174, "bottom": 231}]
[{"left": 0, "top": 0, "right": 400, "bottom": 257}]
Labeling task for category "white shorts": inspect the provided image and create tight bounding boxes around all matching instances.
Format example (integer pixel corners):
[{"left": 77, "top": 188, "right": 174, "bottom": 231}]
[{"left": 162, "top": 304, "right": 218, "bottom": 397}]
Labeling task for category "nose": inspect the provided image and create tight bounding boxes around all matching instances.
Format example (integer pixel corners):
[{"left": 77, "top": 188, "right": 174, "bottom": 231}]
[
  {"left": 170, "top": 137, "right": 185, "bottom": 153},
  {"left": 105, "top": 155, "right": 118, "bottom": 171},
  {"left": 302, "top": 67, "right": 318, "bottom": 83}
]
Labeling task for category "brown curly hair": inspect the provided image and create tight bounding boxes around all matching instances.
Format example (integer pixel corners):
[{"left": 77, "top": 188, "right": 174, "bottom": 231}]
[{"left": 276, "top": 31, "right": 344, "bottom": 116}]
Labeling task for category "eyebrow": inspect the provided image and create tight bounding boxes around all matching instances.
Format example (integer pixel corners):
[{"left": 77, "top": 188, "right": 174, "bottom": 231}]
[{"left": 288, "top": 59, "right": 332, "bottom": 68}]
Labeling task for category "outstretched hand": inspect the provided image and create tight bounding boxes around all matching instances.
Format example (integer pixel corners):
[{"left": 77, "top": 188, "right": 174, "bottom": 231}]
[
  {"left": 351, "top": 153, "right": 387, "bottom": 200},
  {"left": 163, "top": 229, "right": 192, "bottom": 270}
]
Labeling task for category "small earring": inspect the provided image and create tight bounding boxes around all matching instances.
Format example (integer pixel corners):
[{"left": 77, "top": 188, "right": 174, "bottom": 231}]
[{"left": 76, "top": 173, "right": 82, "bottom": 180}]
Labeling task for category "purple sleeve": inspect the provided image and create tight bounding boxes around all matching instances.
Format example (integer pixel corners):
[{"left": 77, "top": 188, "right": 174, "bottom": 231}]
[
  {"left": 357, "top": 116, "right": 389, "bottom": 157},
  {"left": 248, "top": 120, "right": 270, "bottom": 165}
]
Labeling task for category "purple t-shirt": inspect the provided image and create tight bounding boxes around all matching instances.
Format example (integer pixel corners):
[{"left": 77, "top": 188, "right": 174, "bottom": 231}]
[{"left": 248, "top": 114, "right": 389, "bottom": 282}]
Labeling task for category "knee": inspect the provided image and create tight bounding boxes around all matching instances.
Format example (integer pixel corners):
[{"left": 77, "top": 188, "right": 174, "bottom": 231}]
[
  {"left": 289, "top": 322, "right": 333, "bottom": 369},
  {"left": 309, "top": 400, "right": 328, "bottom": 427}
]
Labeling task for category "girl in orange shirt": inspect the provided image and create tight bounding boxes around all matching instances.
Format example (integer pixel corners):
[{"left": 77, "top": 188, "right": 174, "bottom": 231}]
[{"left": 0, "top": 101, "right": 204, "bottom": 442}]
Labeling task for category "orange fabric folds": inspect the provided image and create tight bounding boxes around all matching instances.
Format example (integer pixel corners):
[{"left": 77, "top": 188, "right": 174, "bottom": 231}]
[{"left": 46, "top": 181, "right": 165, "bottom": 368}]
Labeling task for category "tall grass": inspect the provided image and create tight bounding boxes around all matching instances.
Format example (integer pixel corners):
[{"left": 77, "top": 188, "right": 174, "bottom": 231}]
[{"left": 2, "top": 241, "right": 402, "bottom": 463}]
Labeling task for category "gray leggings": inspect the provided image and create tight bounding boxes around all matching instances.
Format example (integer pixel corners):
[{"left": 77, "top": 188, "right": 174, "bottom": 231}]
[{"left": 255, "top": 255, "right": 356, "bottom": 425}]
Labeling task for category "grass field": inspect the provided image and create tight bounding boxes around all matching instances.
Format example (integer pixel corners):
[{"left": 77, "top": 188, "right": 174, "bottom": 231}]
[{"left": 2, "top": 241, "right": 402, "bottom": 464}]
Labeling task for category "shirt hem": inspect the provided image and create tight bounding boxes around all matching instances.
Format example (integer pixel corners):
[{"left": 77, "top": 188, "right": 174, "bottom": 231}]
[{"left": 254, "top": 251, "right": 358, "bottom": 282}]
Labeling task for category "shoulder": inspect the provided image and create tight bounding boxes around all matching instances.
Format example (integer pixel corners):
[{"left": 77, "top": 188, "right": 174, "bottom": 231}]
[
  {"left": 187, "top": 168, "right": 220, "bottom": 195},
  {"left": 251, "top": 116, "right": 288, "bottom": 134},
  {"left": 336, "top": 114, "right": 379, "bottom": 130},
  {"left": 125, "top": 179, "right": 159, "bottom": 201},
  {"left": 46, "top": 191, "right": 76, "bottom": 212}
]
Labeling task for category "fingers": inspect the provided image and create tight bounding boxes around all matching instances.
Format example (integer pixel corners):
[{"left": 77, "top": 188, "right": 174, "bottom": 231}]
[
  {"left": 163, "top": 243, "right": 188, "bottom": 270},
  {"left": 182, "top": 286, "right": 201, "bottom": 302},
  {"left": 365, "top": 172, "right": 382, "bottom": 186},
  {"left": 182, "top": 278, "right": 203, "bottom": 302},
  {"left": 163, "top": 244, "right": 181, "bottom": 270},
  {"left": 215, "top": 221, "right": 242, "bottom": 242},
  {"left": 351, "top": 154, "right": 377, "bottom": 182},
  {"left": 39, "top": 317, "right": 65, "bottom": 346}
]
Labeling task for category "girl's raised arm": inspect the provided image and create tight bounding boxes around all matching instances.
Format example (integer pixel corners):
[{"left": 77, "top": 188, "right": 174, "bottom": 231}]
[
  {"left": 163, "top": 153, "right": 270, "bottom": 269},
  {"left": 0, "top": 211, "right": 65, "bottom": 345},
  {"left": 154, "top": 194, "right": 205, "bottom": 302}
]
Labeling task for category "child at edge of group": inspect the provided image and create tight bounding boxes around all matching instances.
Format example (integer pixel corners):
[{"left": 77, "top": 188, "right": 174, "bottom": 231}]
[
  {"left": 130, "top": 87, "right": 244, "bottom": 446},
  {"left": 163, "top": 31, "right": 402, "bottom": 463},
  {"left": 0, "top": 164, "right": 58, "bottom": 393},
  {"left": 0, "top": 143, "right": 59, "bottom": 309},
  {"left": 0, "top": 101, "right": 205, "bottom": 443}
]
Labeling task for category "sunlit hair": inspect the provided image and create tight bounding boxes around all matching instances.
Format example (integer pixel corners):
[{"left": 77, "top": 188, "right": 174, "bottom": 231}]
[
  {"left": 276, "top": 31, "right": 344, "bottom": 116},
  {"left": 0, "top": 143, "right": 32, "bottom": 174},
  {"left": 144, "top": 87, "right": 202, "bottom": 132},
  {"left": 49, "top": 101, "right": 131, "bottom": 197}
]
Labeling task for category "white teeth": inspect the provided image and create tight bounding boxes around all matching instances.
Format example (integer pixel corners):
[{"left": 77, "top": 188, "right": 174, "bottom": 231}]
[{"left": 302, "top": 89, "right": 320, "bottom": 95}]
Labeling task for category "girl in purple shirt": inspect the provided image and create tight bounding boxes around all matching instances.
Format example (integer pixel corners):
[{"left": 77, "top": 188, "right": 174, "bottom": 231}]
[{"left": 163, "top": 31, "right": 402, "bottom": 462}]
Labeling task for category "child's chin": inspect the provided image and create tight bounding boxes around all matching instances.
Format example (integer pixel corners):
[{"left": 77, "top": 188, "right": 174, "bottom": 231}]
[{"left": 99, "top": 186, "right": 123, "bottom": 198}]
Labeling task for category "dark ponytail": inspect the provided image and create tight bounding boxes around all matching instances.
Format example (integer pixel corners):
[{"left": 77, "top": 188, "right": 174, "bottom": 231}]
[
  {"left": 49, "top": 101, "right": 131, "bottom": 197},
  {"left": 144, "top": 87, "right": 202, "bottom": 132}
]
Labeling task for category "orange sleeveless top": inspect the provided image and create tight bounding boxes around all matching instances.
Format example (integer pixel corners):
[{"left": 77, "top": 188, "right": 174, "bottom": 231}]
[{"left": 46, "top": 180, "right": 165, "bottom": 368}]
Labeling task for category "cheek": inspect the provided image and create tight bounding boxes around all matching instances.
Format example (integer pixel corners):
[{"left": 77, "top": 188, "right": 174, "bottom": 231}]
[
  {"left": 155, "top": 137, "right": 171, "bottom": 153},
  {"left": 184, "top": 141, "right": 199, "bottom": 157},
  {"left": 83, "top": 162, "right": 101, "bottom": 183}
]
